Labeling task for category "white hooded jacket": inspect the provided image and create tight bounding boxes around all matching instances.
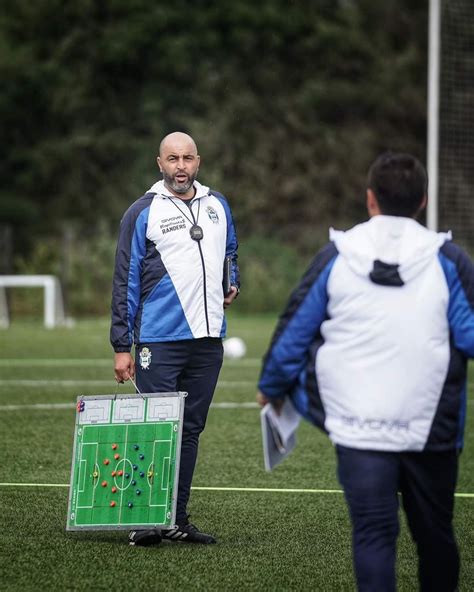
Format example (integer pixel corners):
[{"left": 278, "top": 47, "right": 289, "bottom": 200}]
[
  {"left": 259, "top": 215, "right": 474, "bottom": 452},
  {"left": 319, "top": 217, "right": 452, "bottom": 450}
]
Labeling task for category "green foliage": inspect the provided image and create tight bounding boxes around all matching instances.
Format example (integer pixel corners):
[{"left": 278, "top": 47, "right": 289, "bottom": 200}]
[
  {"left": 236, "top": 236, "right": 307, "bottom": 313},
  {"left": 8, "top": 239, "right": 62, "bottom": 319},
  {"left": 14, "top": 227, "right": 116, "bottom": 316},
  {"left": 65, "top": 233, "right": 116, "bottom": 316},
  {"left": 0, "top": 0, "right": 432, "bottom": 312}
]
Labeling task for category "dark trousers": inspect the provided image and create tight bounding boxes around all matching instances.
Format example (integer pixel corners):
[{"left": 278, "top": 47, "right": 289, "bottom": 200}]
[
  {"left": 336, "top": 445, "right": 459, "bottom": 592},
  {"left": 135, "top": 338, "right": 223, "bottom": 523}
]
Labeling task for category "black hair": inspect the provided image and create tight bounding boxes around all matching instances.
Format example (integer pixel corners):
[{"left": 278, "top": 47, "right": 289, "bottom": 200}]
[{"left": 367, "top": 152, "right": 427, "bottom": 217}]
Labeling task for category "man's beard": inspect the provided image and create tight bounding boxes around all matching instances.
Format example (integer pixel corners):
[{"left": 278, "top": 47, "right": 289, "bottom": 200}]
[{"left": 163, "top": 171, "right": 196, "bottom": 194}]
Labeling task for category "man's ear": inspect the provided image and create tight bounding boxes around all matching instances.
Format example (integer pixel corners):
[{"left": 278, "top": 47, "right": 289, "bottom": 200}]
[
  {"left": 367, "top": 189, "right": 381, "bottom": 217},
  {"left": 413, "top": 194, "right": 428, "bottom": 219},
  {"left": 156, "top": 156, "right": 162, "bottom": 172}
]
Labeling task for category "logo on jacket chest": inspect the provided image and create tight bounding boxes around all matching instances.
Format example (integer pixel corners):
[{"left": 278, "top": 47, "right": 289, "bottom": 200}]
[{"left": 206, "top": 206, "right": 219, "bottom": 224}]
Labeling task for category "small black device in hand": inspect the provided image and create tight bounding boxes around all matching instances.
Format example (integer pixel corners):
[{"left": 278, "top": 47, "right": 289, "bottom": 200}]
[{"left": 223, "top": 255, "right": 232, "bottom": 296}]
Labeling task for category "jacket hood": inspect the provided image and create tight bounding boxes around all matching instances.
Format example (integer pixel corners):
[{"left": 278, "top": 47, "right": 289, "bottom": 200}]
[
  {"left": 330, "top": 216, "right": 451, "bottom": 286},
  {"left": 148, "top": 179, "right": 210, "bottom": 200}
]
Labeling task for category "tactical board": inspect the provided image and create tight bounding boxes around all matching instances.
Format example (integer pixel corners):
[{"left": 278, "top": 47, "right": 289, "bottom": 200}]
[{"left": 66, "top": 392, "right": 185, "bottom": 531}]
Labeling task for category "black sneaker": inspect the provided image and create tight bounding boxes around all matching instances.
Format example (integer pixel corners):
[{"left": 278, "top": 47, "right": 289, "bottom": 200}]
[
  {"left": 128, "top": 529, "right": 162, "bottom": 547},
  {"left": 161, "top": 522, "right": 216, "bottom": 544}
]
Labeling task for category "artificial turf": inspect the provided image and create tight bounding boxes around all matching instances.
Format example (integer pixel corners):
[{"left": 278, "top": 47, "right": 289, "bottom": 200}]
[{"left": 0, "top": 314, "right": 473, "bottom": 590}]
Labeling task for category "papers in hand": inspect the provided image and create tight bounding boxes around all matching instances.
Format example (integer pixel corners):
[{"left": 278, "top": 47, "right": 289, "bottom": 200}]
[{"left": 260, "top": 399, "right": 301, "bottom": 471}]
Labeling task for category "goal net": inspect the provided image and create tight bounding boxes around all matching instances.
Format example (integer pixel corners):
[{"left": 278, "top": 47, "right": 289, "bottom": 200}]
[{"left": 437, "top": 0, "right": 474, "bottom": 254}]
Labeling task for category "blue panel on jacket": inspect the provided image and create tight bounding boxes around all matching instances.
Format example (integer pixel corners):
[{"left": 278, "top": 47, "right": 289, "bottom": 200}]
[{"left": 139, "top": 274, "right": 193, "bottom": 342}]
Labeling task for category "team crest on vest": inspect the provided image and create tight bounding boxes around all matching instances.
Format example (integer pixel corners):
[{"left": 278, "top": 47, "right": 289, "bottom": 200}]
[
  {"left": 206, "top": 206, "right": 219, "bottom": 224},
  {"left": 139, "top": 347, "right": 152, "bottom": 370}
]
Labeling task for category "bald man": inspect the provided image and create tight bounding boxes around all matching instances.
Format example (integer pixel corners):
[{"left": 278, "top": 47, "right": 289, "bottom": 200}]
[{"left": 111, "top": 132, "right": 240, "bottom": 546}]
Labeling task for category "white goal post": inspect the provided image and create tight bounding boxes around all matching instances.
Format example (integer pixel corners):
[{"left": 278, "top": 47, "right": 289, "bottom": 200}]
[
  {"left": 427, "top": 0, "right": 441, "bottom": 232},
  {"left": 0, "top": 275, "right": 65, "bottom": 329}
]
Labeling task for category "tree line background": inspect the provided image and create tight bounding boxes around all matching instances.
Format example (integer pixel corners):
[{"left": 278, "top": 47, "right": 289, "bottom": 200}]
[{"left": 0, "top": 0, "right": 429, "bottom": 315}]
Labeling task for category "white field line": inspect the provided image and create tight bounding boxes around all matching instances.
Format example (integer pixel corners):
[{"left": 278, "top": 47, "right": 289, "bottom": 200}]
[
  {"left": 0, "top": 401, "right": 259, "bottom": 411},
  {"left": 0, "top": 481, "right": 472, "bottom": 498},
  {"left": 1, "top": 399, "right": 470, "bottom": 412},
  {"left": 1, "top": 397, "right": 472, "bottom": 411},
  {"left": 119, "top": 424, "right": 130, "bottom": 525},
  {"left": 0, "top": 358, "right": 261, "bottom": 367},
  {"left": 0, "top": 379, "right": 254, "bottom": 388}
]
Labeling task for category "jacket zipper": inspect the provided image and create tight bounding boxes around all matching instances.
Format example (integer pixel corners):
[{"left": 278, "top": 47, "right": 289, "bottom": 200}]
[{"left": 190, "top": 201, "right": 210, "bottom": 336}]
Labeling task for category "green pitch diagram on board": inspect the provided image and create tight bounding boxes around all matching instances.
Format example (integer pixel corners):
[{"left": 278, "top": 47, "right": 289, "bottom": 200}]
[{"left": 67, "top": 392, "right": 185, "bottom": 531}]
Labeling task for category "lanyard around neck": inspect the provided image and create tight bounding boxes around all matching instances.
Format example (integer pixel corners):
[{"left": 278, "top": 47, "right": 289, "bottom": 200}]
[{"left": 167, "top": 197, "right": 204, "bottom": 242}]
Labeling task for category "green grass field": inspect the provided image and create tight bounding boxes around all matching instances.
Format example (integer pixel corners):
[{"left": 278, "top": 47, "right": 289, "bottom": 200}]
[{"left": 0, "top": 314, "right": 473, "bottom": 591}]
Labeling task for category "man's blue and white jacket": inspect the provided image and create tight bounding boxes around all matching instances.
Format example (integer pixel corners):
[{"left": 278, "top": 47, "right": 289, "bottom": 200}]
[
  {"left": 111, "top": 180, "right": 239, "bottom": 353},
  {"left": 259, "top": 216, "right": 474, "bottom": 452}
]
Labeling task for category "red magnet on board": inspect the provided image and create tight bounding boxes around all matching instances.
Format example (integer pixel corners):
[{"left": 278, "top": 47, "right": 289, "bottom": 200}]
[
  {"left": 101, "top": 481, "right": 107, "bottom": 487},
  {"left": 117, "top": 470, "right": 123, "bottom": 476},
  {"left": 103, "top": 459, "right": 110, "bottom": 465},
  {"left": 114, "top": 453, "right": 120, "bottom": 460},
  {"left": 111, "top": 470, "right": 116, "bottom": 477},
  {"left": 110, "top": 501, "right": 116, "bottom": 507},
  {"left": 111, "top": 486, "right": 117, "bottom": 493},
  {"left": 112, "top": 444, "right": 118, "bottom": 450}
]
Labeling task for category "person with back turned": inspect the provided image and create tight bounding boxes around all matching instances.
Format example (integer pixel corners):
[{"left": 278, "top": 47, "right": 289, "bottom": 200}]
[
  {"left": 257, "top": 152, "right": 474, "bottom": 590},
  {"left": 111, "top": 131, "right": 240, "bottom": 546}
]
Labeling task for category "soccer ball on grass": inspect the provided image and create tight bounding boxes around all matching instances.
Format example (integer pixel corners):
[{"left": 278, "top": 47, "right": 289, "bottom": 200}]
[{"left": 223, "top": 337, "right": 247, "bottom": 359}]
